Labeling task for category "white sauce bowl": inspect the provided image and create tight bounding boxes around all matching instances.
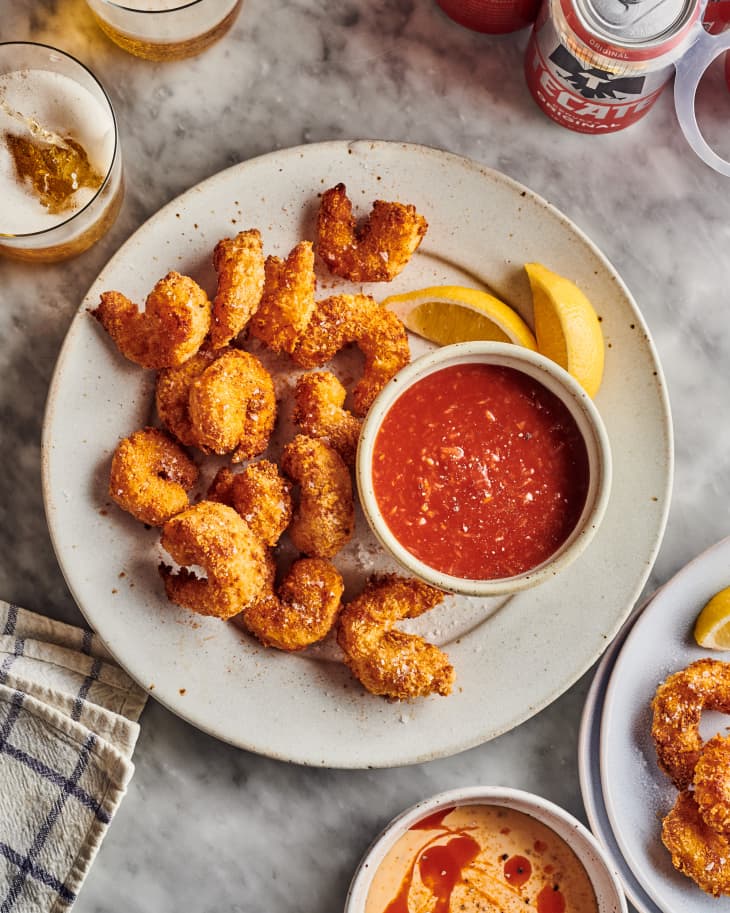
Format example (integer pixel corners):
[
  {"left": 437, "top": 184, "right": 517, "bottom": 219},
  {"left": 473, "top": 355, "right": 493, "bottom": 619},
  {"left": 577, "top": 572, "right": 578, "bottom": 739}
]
[
  {"left": 345, "top": 786, "right": 627, "bottom": 913},
  {"left": 356, "top": 341, "right": 612, "bottom": 597}
]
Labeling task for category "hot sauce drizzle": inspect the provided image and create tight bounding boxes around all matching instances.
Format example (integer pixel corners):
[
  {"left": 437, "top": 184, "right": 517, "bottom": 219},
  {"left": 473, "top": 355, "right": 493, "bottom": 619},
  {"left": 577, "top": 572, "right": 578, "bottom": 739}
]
[
  {"left": 370, "top": 805, "right": 596, "bottom": 913},
  {"left": 504, "top": 854, "right": 532, "bottom": 887},
  {"left": 536, "top": 883, "right": 567, "bottom": 913}
]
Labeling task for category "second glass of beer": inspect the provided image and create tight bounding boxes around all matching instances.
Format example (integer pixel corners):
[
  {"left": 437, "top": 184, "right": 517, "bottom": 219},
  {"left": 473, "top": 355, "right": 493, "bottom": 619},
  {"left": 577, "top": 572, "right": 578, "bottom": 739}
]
[{"left": 85, "top": 0, "right": 243, "bottom": 61}]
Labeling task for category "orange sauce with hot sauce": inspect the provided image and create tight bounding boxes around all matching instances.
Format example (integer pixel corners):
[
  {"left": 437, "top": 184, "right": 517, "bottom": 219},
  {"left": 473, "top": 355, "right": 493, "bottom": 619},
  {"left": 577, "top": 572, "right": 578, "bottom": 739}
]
[{"left": 366, "top": 805, "right": 597, "bottom": 913}]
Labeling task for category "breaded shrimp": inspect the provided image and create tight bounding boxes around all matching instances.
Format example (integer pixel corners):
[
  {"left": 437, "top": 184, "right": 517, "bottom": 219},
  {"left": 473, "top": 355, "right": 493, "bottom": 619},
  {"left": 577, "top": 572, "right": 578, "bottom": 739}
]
[
  {"left": 337, "top": 575, "right": 453, "bottom": 700},
  {"left": 155, "top": 349, "right": 218, "bottom": 447},
  {"left": 292, "top": 371, "right": 361, "bottom": 465},
  {"left": 210, "top": 229, "right": 265, "bottom": 349},
  {"left": 317, "top": 183, "right": 427, "bottom": 282},
  {"left": 651, "top": 658, "right": 730, "bottom": 790},
  {"left": 249, "top": 241, "right": 316, "bottom": 354},
  {"left": 92, "top": 271, "right": 211, "bottom": 369},
  {"left": 694, "top": 734, "right": 730, "bottom": 834},
  {"left": 109, "top": 427, "right": 198, "bottom": 527},
  {"left": 241, "top": 558, "right": 344, "bottom": 652},
  {"left": 207, "top": 460, "right": 292, "bottom": 547},
  {"left": 292, "top": 294, "right": 409, "bottom": 415},
  {"left": 160, "top": 501, "right": 272, "bottom": 620},
  {"left": 189, "top": 349, "right": 276, "bottom": 462},
  {"left": 662, "top": 791, "right": 730, "bottom": 896},
  {"left": 281, "top": 434, "right": 354, "bottom": 559}
]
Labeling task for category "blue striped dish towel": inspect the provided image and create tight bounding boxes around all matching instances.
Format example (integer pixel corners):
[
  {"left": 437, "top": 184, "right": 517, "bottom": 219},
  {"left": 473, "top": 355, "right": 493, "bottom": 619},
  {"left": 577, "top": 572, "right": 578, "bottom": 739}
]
[{"left": 0, "top": 601, "right": 147, "bottom": 910}]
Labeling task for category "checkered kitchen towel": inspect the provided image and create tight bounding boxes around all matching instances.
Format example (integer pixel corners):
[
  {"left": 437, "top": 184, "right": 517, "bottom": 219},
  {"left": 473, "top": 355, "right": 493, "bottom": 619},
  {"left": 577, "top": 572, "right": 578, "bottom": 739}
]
[{"left": 0, "top": 601, "right": 147, "bottom": 911}]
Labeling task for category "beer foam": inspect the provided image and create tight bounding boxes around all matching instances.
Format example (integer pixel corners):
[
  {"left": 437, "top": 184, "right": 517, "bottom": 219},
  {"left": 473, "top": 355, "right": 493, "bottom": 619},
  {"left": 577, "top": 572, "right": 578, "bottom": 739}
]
[{"left": 0, "top": 69, "right": 115, "bottom": 235}]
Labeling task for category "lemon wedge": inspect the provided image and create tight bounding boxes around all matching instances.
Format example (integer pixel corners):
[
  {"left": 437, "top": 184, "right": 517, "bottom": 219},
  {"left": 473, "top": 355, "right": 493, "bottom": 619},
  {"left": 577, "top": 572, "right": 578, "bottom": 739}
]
[
  {"left": 694, "top": 586, "right": 730, "bottom": 649},
  {"left": 525, "top": 263, "right": 605, "bottom": 398},
  {"left": 381, "top": 285, "right": 537, "bottom": 350}
]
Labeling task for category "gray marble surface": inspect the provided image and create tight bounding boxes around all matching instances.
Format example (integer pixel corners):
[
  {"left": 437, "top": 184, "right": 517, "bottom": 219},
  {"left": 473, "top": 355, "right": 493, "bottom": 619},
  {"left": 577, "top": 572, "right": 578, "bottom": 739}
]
[{"left": 2, "top": 1, "right": 730, "bottom": 911}]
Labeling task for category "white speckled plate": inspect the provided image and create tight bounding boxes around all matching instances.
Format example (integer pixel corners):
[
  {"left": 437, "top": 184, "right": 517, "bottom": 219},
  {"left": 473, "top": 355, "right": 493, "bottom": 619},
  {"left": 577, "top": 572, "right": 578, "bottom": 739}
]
[
  {"left": 42, "top": 140, "right": 672, "bottom": 768},
  {"left": 579, "top": 595, "right": 663, "bottom": 913},
  {"left": 600, "top": 537, "right": 730, "bottom": 911}
]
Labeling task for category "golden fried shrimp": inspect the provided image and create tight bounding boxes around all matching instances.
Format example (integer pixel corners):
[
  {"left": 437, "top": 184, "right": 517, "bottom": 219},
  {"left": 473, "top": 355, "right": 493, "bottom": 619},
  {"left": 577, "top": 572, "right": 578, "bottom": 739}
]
[
  {"left": 694, "top": 734, "right": 730, "bottom": 834},
  {"left": 662, "top": 791, "right": 730, "bottom": 896},
  {"left": 210, "top": 229, "right": 265, "bottom": 349},
  {"left": 651, "top": 658, "right": 730, "bottom": 790},
  {"left": 207, "top": 461, "right": 292, "bottom": 547},
  {"left": 281, "top": 434, "right": 354, "bottom": 559},
  {"left": 317, "top": 183, "right": 427, "bottom": 283},
  {"left": 188, "top": 349, "right": 276, "bottom": 462},
  {"left": 249, "top": 241, "right": 316, "bottom": 354},
  {"left": 241, "top": 558, "right": 344, "bottom": 652},
  {"left": 160, "top": 501, "right": 272, "bottom": 620},
  {"left": 292, "top": 294, "right": 409, "bottom": 415},
  {"left": 92, "top": 271, "right": 211, "bottom": 369},
  {"left": 337, "top": 575, "right": 453, "bottom": 700},
  {"left": 155, "top": 349, "right": 218, "bottom": 447},
  {"left": 109, "top": 427, "right": 198, "bottom": 526},
  {"left": 292, "top": 371, "right": 361, "bottom": 464}
]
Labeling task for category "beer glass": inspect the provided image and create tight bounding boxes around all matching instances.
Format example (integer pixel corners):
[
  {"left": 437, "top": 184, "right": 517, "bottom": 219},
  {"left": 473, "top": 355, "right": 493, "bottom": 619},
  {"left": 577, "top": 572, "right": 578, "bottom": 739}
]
[
  {"left": 0, "top": 42, "right": 123, "bottom": 262},
  {"left": 85, "top": 0, "right": 243, "bottom": 61}
]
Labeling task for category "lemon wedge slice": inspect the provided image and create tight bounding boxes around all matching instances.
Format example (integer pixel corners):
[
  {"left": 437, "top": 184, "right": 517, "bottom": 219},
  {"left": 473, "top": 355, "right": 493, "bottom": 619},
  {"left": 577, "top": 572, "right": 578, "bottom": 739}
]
[
  {"left": 381, "top": 285, "right": 537, "bottom": 350},
  {"left": 525, "top": 263, "right": 605, "bottom": 398},
  {"left": 694, "top": 586, "right": 730, "bottom": 649}
]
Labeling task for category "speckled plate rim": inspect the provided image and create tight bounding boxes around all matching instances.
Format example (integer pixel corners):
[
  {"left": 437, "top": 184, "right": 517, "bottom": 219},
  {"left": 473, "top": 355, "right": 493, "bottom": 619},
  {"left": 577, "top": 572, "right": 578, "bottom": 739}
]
[
  {"left": 41, "top": 139, "right": 673, "bottom": 767},
  {"left": 578, "top": 593, "right": 664, "bottom": 913}
]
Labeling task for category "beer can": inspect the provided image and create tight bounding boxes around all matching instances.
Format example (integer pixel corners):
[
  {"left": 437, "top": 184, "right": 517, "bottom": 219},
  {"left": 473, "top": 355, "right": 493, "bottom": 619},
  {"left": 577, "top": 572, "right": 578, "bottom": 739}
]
[
  {"left": 437, "top": 0, "right": 541, "bottom": 34},
  {"left": 525, "top": 0, "right": 702, "bottom": 132},
  {"left": 702, "top": 0, "right": 730, "bottom": 89}
]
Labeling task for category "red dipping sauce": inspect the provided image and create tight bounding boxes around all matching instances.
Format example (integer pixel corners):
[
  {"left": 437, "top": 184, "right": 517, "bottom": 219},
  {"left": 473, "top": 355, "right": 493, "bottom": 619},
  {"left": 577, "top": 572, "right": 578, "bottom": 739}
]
[{"left": 371, "top": 363, "right": 590, "bottom": 580}]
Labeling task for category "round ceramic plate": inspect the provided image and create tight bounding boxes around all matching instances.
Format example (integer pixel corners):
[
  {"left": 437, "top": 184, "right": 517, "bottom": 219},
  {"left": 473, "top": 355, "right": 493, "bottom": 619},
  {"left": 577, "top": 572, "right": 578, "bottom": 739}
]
[
  {"left": 42, "top": 140, "right": 672, "bottom": 768},
  {"left": 579, "top": 597, "right": 663, "bottom": 913},
  {"left": 600, "top": 537, "right": 730, "bottom": 911}
]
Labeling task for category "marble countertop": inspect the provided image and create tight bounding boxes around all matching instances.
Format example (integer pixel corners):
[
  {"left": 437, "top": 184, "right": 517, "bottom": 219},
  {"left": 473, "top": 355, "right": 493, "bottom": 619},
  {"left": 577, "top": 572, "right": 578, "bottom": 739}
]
[{"left": 2, "top": 1, "right": 730, "bottom": 911}]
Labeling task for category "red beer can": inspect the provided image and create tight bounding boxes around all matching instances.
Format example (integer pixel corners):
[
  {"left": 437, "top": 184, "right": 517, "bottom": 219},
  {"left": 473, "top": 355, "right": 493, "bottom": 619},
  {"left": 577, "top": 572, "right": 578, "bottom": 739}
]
[
  {"left": 703, "top": 0, "right": 730, "bottom": 90},
  {"left": 525, "top": 0, "right": 702, "bottom": 133},
  {"left": 437, "top": 0, "right": 541, "bottom": 33}
]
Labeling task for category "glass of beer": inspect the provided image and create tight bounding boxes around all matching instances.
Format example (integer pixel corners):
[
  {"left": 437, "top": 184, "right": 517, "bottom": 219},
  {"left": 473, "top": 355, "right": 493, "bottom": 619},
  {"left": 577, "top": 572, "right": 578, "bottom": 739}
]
[
  {"left": 0, "top": 42, "right": 123, "bottom": 263},
  {"left": 85, "top": 0, "right": 243, "bottom": 61}
]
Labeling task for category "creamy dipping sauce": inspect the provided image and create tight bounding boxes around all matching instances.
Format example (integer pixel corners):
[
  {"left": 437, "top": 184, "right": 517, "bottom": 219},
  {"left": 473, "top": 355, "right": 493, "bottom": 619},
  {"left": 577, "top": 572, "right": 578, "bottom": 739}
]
[{"left": 365, "top": 804, "right": 598, "bottom": 913}]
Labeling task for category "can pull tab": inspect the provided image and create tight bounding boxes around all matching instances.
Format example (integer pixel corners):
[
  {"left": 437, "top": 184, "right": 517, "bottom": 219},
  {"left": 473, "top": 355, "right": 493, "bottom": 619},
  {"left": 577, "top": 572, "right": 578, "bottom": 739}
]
[{"left": 674, "top": 27, "right": 730, "bottom": 175}]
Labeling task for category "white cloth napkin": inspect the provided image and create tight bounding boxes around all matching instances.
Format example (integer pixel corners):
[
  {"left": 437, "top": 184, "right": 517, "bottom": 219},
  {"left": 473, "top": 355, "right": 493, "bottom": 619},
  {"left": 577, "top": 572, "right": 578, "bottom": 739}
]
[{"left": 0, "top": 601, "right": 147, "bottom": 911}]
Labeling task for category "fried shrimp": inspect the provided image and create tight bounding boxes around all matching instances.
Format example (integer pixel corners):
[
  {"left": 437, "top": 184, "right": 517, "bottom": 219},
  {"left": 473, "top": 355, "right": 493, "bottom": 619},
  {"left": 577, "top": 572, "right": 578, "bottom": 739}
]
[
  {"left": 155, "top": 349, "right": 218, "bottom": 447},
  {"left": 207, "top": 461, "right": 292, "bottom": 547},
  {"left": 651, "top": 658, "right": 730, "bottom": 790},
  {"left": 160, "top": 501, "right": 272, "bottom": 620},
  {"left": 281, "top": 434, "right": 354, "bottom": 559},
  {"left": 210, "top": 229, "right": 265, "bottom": 349},
  {"left": 317, "top": 183, "right": 427, "bottom": 283},
  {"left": 249, "top": 241, "right": 316, "bottom": 354},
  {"left": 694, "top": 734, "right": 730, "bottom": 834},
  {"left": 109, "top": 427, "right": 198, "bottom": 526},
  {"left": 241, "top": 558, "right": 344, "bottom": 652},
  {"left": 92, "top": 271, "right": 211, "bottom": 369},
  {"left": 292, "top": 371, "right": 361, "bottom": 464},
  {"left": 337, "top": 575, "right": 453, "bottom": 700},
  {"left": 292, "top": 294, "right": 410, "bottom": 415},
  {"left": 662, "top": 791, "right": 730, "bottom": 896},
  {"left": 188, "top": 349, "right": 276, "bottom": 462}
]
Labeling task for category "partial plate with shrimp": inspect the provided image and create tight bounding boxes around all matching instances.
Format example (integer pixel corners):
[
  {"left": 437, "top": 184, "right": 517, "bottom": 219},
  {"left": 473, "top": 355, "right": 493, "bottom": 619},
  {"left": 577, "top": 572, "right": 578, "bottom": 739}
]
[
  {"left": 42, "top": 140, "right": 671, "bottom": 768},
  {"left": 599, "top": 536, "right": 730, "bottom": 911}
]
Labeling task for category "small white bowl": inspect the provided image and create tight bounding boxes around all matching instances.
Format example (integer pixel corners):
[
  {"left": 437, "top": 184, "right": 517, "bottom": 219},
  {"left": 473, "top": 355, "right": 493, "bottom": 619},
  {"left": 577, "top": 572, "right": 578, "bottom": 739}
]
[
  {"left": 345, "top": 787, "right": 627, "bottom": 913},
  {"left": 356, "top": 341, "right": 612, "bottom": 597}
]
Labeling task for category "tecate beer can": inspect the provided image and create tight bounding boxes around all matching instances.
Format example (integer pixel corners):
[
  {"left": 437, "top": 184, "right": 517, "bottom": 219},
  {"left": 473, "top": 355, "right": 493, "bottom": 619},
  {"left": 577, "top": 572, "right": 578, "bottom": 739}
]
[
  {"left": 525, "top": 0, "right": 702, "bottom": 132},
  {"left": 437, "top": 0, "right": 541, "bottom": 33}
]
